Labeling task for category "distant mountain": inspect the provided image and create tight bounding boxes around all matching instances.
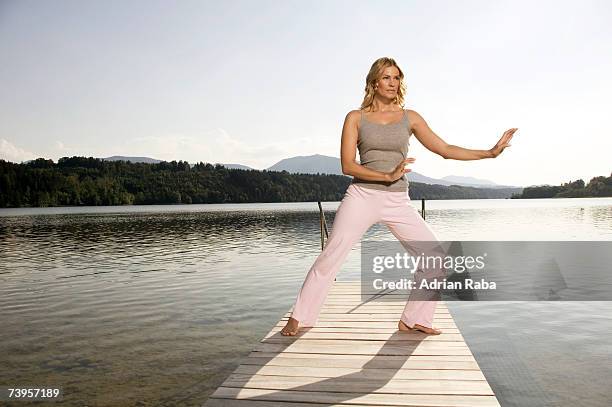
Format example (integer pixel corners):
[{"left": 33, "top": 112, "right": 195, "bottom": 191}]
[
  {"left": 440, "top": 175, "right": 515, "bottom": 189},
  {"left": 441, "top": 175, "right": 496, "bottom": 186},
  {"left": 407, "top": 172, "right": 453, "bottom": 186},
  {"left": 266, "top": 154, "right": 520, "bottom": 188},
  {"left": 102, "top": 156, "right": 162, "bottom": 164},
  {"left": 267, "top": 154, "right": 341, "bottom": 175}
]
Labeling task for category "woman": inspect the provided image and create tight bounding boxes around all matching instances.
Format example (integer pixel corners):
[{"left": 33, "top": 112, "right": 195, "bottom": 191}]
[{"left": 281, "top": 57, "right": 516, "bottom": 336}]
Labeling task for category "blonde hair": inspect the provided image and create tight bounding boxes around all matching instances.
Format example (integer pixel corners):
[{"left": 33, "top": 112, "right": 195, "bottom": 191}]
[{"left": 360, "top": 57, "right": 407, "bottom": 112}]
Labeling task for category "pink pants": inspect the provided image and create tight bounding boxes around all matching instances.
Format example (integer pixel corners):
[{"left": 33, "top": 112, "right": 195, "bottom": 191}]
[{"left": 291, "top": 183, "right": 441, "bottom": 328}]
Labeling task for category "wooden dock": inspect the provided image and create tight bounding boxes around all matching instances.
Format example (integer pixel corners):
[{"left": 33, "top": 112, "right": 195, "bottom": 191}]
[{"left": 204, "top": 281, "right": 500, "bottom": 407}]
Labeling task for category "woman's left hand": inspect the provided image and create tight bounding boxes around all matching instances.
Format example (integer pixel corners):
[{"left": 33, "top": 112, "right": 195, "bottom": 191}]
[{"left": 489, "top": 128, "right": 517, "bottom": 158}]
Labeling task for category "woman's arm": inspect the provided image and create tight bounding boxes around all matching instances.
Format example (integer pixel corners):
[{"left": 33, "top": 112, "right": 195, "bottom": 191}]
[
  {"left": 340, "top": 111, "right": 413, "bottom": 182},
  {"left": 409, "top": 110, "right": 516, "bottom": 160}
]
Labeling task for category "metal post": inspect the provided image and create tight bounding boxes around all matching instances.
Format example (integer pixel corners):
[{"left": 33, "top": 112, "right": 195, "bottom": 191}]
[
  {"left": 317, "top": 201, "right": 329, "bottom": 249},
  {"left": 317, "top": 201, "right": 333, "bottom": 281},
  {"left": 319, "top": 206, "right": 325, "bottom": 250},
  {"left": 421, "top": 198, "right": 426, "bottom": 220}
]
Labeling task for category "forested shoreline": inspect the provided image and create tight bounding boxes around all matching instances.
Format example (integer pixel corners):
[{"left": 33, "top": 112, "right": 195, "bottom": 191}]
[
  {"left": 511, "top": 175, "right": 612, "bottom": 198},
  {"left": 0, "top": 156, "right": 607, "bottom": 208},
  {"left": 0, "top": 157, "right": 353, "bottom": 207}
]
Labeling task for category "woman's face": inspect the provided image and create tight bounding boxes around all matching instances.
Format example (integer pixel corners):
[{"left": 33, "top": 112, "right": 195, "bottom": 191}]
[{"left": 375, "top": 66, "right": 401, "bottom": 100}]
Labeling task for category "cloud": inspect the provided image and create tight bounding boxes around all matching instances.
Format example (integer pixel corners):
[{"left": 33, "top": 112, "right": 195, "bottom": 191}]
[{"left": 0, "top": 139, "right": 37, "bottom": 163}]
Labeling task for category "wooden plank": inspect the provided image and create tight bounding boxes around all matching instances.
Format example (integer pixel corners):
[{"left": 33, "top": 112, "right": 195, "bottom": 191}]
[
  {"left": 313, "top": 312, "right": 451, "bottom": 317},
  {"left": 204, "top": 399, "right": 396, "bottom": 407},
  {"left": 243, "top": 354, "right": 480, "bottom": 371},
  {"left": 251, "top": 345, "right": 471, "bottom": 357},
  {"left": 233, "top": 364, "right": 487, "bottom": 380},
  {"left": 252, "top": 342, "right": 473, "bottom": 356},
  {"left": 307, "top": 307, "right": 451, "bottom": 312},
  {"left": 274, "top": 321, "right": 459, "bottom": 329},
  {"left": 204, "top": 400, "right": 381, "bottom": 407},
  {"left": 208, "top": 387, "right": 501, "bottom": 406},
  {"left": 321, "top": 300, "right": 446, "bottom": 304},
  {"left": 262, "top": 331, "right": 466, "bottom": 342},
  {"left": 292, "top": 306, "right": 449, "bottom": 311},
  {"left": 254, "top": 339, "right": 469, "bottom": 348},
  {"left": 270, "top": 325, "right": 461, "bottom": 333},
  {"left": 281, "top": 315, "right": 455, "bottom": 321},
  {"left": 221, "top": 374, "right": 494, "bottom": 395},
  {"left": 246, "top": 352, "right": 478, "bottom": 363},
  {"left": 243, "top": 354, "right": 481, "bottom": 370}
]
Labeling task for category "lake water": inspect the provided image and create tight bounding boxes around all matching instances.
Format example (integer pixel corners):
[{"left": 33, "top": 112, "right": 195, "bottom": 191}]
[{"left": 1, "top": 197, "right": 611, "bottom": 406}]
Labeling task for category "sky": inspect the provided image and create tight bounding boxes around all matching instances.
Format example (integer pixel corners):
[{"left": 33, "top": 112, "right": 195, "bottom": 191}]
[{"left": 1, "top": 0, "right": 611, "bottom": 187}]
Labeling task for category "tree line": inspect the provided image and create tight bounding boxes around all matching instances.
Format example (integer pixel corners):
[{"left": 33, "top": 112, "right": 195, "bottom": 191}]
[
  {"left": 0, "top": 156, "right": 530, "bottom": 208},
  {"left": 0, "top": 157, "right": 355, "bottom": 207},
  {"left": 511, "top": 174, "right": 612, "bottom": 198}
]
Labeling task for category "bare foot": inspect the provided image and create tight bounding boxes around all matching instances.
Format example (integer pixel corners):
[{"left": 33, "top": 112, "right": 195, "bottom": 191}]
[
  {"left": 398, "top": 320, "right": 442, "bottom": 335},
  {"left": 280, "top": 317, "right": 300, "bottom": 336}
]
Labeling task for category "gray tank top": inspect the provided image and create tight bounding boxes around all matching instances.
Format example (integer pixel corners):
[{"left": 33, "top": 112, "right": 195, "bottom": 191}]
[{"left": 350, "top": 109, "right": 412, "bottom": 192}]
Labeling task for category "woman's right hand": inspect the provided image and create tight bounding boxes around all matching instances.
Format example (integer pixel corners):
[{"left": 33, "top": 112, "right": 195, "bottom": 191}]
[{"left": 385, "top": 157, "right": 416, "bottom": 182}]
